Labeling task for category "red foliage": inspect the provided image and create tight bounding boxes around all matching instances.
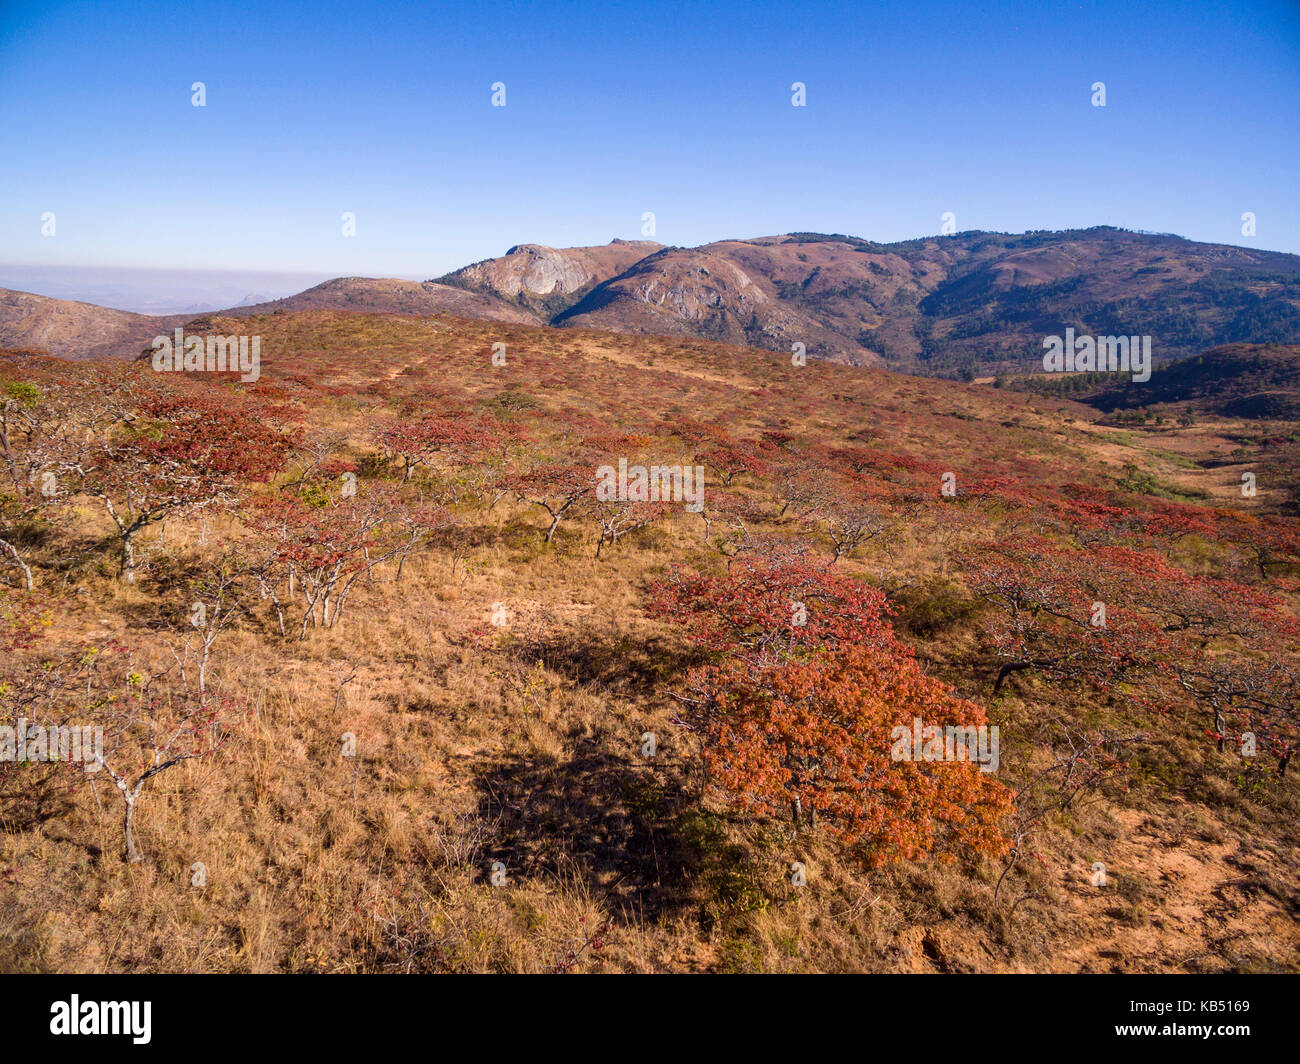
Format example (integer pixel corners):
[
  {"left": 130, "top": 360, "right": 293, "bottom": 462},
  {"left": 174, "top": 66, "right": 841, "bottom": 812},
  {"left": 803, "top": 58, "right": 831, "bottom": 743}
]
[
  {"left": 650, "top": 548, "right": 896, "bottom": 669},
  {"left": 77, "top": 388, "right": 292, "bottom": 579},
  {"left": 653, "top": 551, "right": 1014, "bottom": 858},
  {"left": 369, "top": 411, "right": 496, "bottom": 482},
  {"left": 690, "top": 644, "right": 1013, "bottom": 863},
  {"left": 965, "top": 534, "right": 1300, "bottom": 774}
]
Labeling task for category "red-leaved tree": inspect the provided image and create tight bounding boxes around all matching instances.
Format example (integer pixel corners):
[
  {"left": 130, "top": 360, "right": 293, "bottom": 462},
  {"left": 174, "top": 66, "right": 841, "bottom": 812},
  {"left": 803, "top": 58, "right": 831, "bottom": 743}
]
[
  {"left": 76, "top": 389, "right": 290, "bottom": 581},
  {"left": 652, "top": 549, "right": 1013, "bottom": 858}
]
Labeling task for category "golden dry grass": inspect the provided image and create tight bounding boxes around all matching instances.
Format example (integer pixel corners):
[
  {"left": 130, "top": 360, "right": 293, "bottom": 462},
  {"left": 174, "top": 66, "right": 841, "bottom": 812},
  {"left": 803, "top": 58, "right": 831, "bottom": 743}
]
[{"left": 2, "top": 313, "right": 1297, "bottom": 973}]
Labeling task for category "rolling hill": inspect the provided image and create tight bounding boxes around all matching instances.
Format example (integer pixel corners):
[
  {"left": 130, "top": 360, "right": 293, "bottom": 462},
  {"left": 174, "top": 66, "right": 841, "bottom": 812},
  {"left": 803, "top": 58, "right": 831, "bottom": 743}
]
[
  {"left": 0, "top": 278, "right": 539, "bottom": 361},
  {"left": 222, "top": 277, "right": 541, "bottom": 324},
  {"left": 442, "top": 228, "right": 1300, "bottom": 376},
  {"left": 1081, "top": 343, "right": 1300, "bottom": 420},
  {"left": 6, "top": 228, "right": 1300, "bottom": 377},
  {"left": 3, "top": 306, "right": 1297, "bottom": 973},
  {"left": 0, "top": 288, "right": 187, "bottom": 361}
]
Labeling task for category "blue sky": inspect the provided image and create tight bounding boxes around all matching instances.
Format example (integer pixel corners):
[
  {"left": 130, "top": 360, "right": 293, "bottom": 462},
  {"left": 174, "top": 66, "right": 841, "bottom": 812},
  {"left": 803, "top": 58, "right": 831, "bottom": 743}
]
[{"left": 1, "top": 0, "right": 1298, "bottom": 283}]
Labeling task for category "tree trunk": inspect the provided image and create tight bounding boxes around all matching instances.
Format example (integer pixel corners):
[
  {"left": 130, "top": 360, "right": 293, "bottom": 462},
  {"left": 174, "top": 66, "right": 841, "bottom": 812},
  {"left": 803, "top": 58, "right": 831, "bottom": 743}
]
[
  {"left": 0, "top": 538, "right": 33, "bottom": 590},
  {"left": 123, "top": 795, "right": 143, "bottom": 863},
  {"left": 120, "top": 532, "right": 137, "bottom": 583}
]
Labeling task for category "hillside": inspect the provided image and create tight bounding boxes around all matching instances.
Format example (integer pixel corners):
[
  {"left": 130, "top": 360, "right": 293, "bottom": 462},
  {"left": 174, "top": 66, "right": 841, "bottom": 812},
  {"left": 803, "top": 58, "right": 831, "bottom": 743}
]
[
  {"left": 442, "top": 228, "right": 1300, "bottom": 375},
  {"left": 0, "top": 278, "right": 540, "bottom": 362},
  {"left": 8, "top": 228, "right": 1300, "bottom": 379},
  {"left": 0, "top": 288, "right": 186, "bottom": 361},
  {"left": 2, "top": 309, "right": 1297, "bottom": 974},
  {"left": 223, "top": 277, "right": 541, "bottom": 325},
  {"left": 1001, "top": 343, "right": 1300, "bottom": 516},
  {"left": 1083, "top": 343, "right": 1300, "bottom": 420}
]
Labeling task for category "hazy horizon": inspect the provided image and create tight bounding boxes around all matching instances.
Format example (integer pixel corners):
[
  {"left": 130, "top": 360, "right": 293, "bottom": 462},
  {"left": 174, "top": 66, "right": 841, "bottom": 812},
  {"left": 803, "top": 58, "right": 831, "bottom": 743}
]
[
  {"left": 4, "top": 221, "right": 1298, "bottom": 315},
  {"left": 0, "top": 264, "right": 349, "bottom": 315}
]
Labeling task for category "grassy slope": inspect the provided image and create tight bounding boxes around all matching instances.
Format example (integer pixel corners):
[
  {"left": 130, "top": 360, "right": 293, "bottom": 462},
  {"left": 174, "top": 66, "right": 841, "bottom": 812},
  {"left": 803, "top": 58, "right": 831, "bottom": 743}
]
[{"left": 2, "top": 310, "right": 1297, "bottom": 973}]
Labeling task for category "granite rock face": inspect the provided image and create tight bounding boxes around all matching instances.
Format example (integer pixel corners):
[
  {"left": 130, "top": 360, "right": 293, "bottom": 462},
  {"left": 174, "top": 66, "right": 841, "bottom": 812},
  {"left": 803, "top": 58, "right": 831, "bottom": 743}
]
[{"left": 443, "top": 240, "right": 663, "bottom": 298}]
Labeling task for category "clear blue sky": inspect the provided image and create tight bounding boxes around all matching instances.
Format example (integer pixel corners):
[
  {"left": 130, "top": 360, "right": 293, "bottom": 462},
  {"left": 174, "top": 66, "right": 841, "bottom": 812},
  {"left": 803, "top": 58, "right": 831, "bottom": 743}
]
[{"left": 2, "top": 0, "right": 1297, "bottom": 279}]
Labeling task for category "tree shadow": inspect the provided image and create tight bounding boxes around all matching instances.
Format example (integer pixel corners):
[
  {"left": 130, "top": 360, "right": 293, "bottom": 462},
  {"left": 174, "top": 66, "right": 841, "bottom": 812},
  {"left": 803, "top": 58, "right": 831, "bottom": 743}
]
[
  {"left": 521, "top": 628, "right": 711, "bottom": 694},
  {"left": 0, "top": 768, "right": 79, "bottom": 831},
  {"left": 474, "top": 737, "right": 704, "bottom": 921}
]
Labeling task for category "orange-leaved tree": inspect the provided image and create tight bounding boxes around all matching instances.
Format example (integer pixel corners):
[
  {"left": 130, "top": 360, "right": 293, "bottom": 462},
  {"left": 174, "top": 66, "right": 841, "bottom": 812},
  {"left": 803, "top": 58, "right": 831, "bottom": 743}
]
[{"left": 653, "top": 548, "right": 1013, "bottom": 863}]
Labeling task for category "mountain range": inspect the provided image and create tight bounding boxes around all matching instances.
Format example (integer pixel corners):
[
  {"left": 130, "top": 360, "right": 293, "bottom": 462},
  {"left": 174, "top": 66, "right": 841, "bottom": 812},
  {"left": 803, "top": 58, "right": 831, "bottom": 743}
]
[{"left": 5, "top": 226, "right": 1300, "bottom": 376}]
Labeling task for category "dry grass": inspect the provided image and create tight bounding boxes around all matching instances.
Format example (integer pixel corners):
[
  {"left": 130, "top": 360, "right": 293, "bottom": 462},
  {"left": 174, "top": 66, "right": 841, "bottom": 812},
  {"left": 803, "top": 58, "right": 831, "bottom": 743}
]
[{"left": 2, "top": 313, "right": 1297, "bottom": 973}]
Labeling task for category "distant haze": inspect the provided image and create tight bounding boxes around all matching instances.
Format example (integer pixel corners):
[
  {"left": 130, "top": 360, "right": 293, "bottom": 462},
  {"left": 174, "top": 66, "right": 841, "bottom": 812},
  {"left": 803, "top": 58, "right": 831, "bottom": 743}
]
[{"left": 0, "top": 265, "right": 351, "bottom": 315}]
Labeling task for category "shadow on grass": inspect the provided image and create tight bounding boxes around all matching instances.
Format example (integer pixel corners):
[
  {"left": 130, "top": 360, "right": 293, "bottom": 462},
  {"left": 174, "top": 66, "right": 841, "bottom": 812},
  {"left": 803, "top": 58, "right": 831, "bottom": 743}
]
[
  {"left": 475, "top": 739, "right": 695, "bottom": 919},
  {"left": 515, "top": 627, "right": 712, "bottom": 694},
  {"left": 473, "top": 734, "right": 769, "bottom": 924}
]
